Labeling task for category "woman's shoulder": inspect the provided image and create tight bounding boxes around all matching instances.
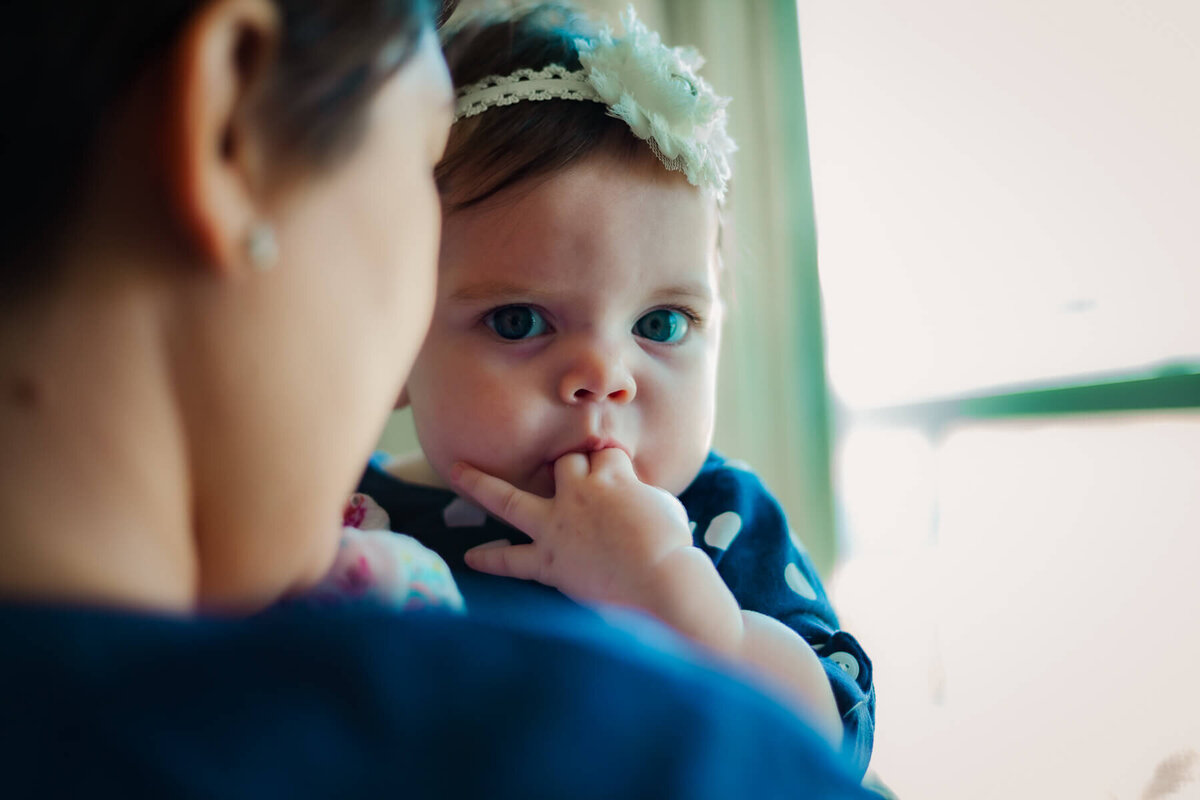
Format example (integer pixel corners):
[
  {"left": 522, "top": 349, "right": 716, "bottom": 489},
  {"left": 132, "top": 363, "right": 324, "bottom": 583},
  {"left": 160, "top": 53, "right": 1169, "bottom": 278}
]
[{"left": 0, "top": 599, "right": 873, "bottom": 799}]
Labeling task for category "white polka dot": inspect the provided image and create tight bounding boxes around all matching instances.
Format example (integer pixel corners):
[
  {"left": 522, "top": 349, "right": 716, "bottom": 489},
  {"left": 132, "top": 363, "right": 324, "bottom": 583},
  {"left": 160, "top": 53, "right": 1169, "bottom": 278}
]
[
  {"left": 443, "top": 497, "right": 487, "bottom": 528},
  {"left": 784, "top": 562, "right": 817, "bottom": 599},
  {"left": 703, "top": 511, "right": 742, "bottom": 550},
  {"left": 788, "top": 527, "right": 808, "bottom": 553},
  {"left": 828, "top": 651, "right": 860, "bottom": 681},
  {"left": 688, "top": 520, "right": 697, "bottom": 535}
]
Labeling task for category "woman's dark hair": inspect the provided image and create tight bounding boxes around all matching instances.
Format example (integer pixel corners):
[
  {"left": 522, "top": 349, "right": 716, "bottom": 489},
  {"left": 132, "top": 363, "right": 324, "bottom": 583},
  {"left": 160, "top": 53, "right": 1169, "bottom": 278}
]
[
  {"left": 1, "top": 0, "right": 456, "bottom": 297},
  {"left": 437, "top": 2, "right": 648, "bottom": 210}
]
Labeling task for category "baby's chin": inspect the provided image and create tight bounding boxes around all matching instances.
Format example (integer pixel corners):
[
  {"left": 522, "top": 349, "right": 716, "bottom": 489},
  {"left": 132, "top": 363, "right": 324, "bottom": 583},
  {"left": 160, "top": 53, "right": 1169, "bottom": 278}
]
[
  {"left": 539, "top": 457, "right": 702, "bottom": 499},
  {"left": 457, "top": 449, "right": 706, "bottom": 500},
  {"left": 641, "top": 456, "right": 709, "bottom": 497},
  {"left": 448, "top": 459, "right": 556, "bottom": 499},
  {"left": 524, "top": 463, "right": 558, "bottom": 499}
]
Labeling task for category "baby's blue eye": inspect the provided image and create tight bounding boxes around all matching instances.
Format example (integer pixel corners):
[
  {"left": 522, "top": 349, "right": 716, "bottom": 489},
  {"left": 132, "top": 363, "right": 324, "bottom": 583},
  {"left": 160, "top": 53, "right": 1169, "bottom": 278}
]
[
  {"left": 486, "top": 306, "right": 548, "bottom": 340},
  {"left": 633, "top": 309, "right": 689, "bottom": 343}
]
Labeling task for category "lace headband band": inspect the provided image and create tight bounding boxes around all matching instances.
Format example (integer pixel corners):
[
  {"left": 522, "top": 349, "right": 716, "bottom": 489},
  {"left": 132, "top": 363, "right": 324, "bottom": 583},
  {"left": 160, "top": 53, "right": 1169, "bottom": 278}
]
[
  {"left": 454, "top": 65, "right": 601, "bottom": 121},
  {"left": 450, "top": 6, "right": 735, "bottom": 199}
]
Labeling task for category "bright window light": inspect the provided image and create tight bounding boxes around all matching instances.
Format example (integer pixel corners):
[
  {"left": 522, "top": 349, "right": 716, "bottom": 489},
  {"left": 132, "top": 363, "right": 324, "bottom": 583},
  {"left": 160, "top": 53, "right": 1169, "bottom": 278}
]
[
  {"left": 797, "top": 0, "right": 1200, "bottom": 407},
  {"left": 833, "top": 412, "right": 1200, "bottom": 799}
]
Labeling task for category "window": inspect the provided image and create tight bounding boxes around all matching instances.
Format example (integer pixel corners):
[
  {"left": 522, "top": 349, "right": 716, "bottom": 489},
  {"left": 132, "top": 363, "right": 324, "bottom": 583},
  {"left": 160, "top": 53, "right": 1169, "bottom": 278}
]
[
  {"left": 798, "top": 1, "right": 1200, "bottom": 796},
  {"left": 800, "top": 0, "right": 1200, "bottom": 407}
]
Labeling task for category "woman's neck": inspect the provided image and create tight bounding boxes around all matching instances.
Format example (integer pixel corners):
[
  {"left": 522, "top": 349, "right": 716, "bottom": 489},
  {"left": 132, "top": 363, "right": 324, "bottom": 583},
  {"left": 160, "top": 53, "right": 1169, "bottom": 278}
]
[{"left": 0, "top": 263, "right": 196, "bottom": 612}]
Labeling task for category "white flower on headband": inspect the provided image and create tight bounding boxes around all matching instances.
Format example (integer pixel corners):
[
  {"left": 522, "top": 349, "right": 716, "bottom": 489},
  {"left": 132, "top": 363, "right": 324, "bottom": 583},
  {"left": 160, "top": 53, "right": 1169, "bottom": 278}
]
[
  {"left": 453, "top": 6, "right": 735, "bottom": 198},
  {"left": 577, "top": 6, "right": 735, "bottom": 197}
]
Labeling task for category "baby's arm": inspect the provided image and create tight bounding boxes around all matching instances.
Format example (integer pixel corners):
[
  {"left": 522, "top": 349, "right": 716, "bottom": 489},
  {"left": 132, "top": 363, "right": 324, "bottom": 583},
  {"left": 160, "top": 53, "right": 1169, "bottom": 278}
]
[
  {"left": 451, "top": 449, "right": 842, "bottom": 745},
  {"left": 638, "top": 542, "right": 842, "bottom": 745}
]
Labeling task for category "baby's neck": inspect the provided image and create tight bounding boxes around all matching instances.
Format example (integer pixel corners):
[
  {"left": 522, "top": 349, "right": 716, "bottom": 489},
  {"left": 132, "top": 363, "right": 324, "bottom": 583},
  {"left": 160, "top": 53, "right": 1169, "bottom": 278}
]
[{"left": 384, "top": 451, "right": 449, "bottom": 489}]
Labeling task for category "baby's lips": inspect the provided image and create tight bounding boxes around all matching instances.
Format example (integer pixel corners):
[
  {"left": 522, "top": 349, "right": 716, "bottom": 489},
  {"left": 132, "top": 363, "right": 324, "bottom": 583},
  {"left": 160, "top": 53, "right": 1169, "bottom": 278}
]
[{"left": 550, "top": 436, "right": 631, "bottom": 463}]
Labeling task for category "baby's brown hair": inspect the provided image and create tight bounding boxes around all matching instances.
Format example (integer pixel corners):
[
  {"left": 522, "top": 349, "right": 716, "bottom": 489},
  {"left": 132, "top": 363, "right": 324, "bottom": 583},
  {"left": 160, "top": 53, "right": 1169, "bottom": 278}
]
[{"left": 437, "top": 3, "right": 658, "bottom": 210}]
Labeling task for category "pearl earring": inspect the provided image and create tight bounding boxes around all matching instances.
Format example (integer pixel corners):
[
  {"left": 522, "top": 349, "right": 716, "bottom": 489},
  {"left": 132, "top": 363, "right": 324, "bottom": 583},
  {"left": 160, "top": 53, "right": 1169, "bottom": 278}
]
[{"left": 245, "top": 222, "right": 279, "bottom": 272}]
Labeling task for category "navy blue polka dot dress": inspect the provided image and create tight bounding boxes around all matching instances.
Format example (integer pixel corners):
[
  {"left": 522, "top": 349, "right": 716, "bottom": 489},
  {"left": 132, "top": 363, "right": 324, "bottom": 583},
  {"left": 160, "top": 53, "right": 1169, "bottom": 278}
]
[{"left": 359, "top": 450, "right": 875, "bottom": 776}]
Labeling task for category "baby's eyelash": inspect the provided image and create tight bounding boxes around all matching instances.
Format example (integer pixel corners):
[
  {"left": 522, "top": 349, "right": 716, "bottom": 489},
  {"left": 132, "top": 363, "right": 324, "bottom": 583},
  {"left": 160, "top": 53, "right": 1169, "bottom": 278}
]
[
  {"left": 476, "top": 304, "right": 546, "bottom": 323},
  {"left": 667, "top": 304, "right": 705, "bottom": 327}
]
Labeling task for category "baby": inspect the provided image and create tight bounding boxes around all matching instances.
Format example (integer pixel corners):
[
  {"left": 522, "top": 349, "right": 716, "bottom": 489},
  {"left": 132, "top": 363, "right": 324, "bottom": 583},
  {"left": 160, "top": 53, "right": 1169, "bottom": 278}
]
[{"left": 358, "top": 3, "right": 874, "bottom": 775}]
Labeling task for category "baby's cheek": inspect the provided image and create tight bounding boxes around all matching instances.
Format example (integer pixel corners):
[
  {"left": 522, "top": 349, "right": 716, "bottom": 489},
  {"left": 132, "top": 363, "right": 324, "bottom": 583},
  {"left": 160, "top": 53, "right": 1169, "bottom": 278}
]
[
  {"left": 655, "top": 448, "right": 709, "bottom": 496},
  {"left": 648, "top": 400, "right": 715, "bottom": 495},
  {"left": 437, "top": 389, "right": 543, "bottom": 473},
  {"left": 637, "top": 428, "right": 708, "bottom": 495}
]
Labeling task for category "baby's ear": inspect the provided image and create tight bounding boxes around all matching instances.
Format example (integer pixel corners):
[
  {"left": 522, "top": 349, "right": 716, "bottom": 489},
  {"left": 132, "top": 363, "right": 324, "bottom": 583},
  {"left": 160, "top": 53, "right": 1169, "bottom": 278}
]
[{"left": 394, "top": 387, "right": 411, "bottom": 410}]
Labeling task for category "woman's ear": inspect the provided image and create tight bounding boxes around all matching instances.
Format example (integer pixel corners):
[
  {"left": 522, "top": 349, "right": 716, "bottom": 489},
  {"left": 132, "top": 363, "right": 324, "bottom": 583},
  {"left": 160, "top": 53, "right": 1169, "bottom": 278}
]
[{"left": 163, "top": 0, "right": 280, "bottom": 276}]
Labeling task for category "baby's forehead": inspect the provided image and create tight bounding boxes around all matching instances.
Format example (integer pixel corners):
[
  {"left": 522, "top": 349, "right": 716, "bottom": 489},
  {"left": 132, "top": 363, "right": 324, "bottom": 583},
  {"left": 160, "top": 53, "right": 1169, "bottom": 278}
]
[
  {"left": 442, "top": 229, "right": 718, "bottom": 304},
  {"left": 441, "top": 156, "right": 720, "bottom": 285},
  {"left": 442, "top": 255, "right": 718, "bottom": 312}
]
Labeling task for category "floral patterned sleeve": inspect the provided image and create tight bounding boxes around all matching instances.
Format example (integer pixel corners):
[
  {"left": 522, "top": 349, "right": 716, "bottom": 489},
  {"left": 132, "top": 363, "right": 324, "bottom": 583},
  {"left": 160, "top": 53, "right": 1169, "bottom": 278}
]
[{"left": 306, "top": 494, "right": 464, "bottom": 613}]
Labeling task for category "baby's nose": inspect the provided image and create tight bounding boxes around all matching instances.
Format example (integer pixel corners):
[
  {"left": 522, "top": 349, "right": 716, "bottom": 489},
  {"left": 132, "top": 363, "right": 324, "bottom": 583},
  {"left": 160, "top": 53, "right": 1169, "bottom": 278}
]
[{"left": 558, "top": 342, "right": 636, "bottom": 405}]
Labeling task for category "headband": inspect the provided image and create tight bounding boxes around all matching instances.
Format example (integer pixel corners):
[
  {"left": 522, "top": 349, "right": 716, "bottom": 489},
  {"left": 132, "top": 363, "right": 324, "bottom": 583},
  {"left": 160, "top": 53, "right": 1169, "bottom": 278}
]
[{"left": 453, "top": 6, "right": 735, "bottom": 199}]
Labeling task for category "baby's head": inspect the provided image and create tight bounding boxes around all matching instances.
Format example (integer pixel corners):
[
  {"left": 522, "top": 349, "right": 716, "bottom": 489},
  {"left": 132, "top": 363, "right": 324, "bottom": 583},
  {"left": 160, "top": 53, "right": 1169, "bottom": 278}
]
[{"left": 402, "top": 3, "right": 734, "bottom": 498}]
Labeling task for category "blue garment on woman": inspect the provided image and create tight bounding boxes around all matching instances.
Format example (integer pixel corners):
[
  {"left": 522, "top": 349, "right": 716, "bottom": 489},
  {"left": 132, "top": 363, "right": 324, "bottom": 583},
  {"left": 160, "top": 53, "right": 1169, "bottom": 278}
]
[
  {"left": 0, "top": 592, "right": 876, "bottom": 799},
  {"left": 359, "top": 450, "right": 876, "bottom": 776}
]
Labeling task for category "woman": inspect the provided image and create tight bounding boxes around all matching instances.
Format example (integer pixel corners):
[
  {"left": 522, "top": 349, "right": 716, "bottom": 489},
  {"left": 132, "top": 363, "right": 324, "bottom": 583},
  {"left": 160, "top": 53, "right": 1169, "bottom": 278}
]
[{"left": 0, "top": 2, "right": 872, "bottom": 797}]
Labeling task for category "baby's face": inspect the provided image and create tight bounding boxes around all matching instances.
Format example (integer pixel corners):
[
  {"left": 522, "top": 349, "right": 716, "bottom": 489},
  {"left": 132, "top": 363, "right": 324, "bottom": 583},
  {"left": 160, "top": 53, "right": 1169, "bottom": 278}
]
[{"left": 404, "top": 151, "right": 722, "bottom": 498}]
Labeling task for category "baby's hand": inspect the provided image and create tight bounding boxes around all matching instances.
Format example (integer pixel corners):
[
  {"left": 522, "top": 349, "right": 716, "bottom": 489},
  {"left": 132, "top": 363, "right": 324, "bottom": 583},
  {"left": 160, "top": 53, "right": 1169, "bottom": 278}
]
[
  {"left": 452, "top": 448, "right": 694, "bottom": 610},
  {"left": 455, "top": 452, "right": 842, "bottom": 741}
]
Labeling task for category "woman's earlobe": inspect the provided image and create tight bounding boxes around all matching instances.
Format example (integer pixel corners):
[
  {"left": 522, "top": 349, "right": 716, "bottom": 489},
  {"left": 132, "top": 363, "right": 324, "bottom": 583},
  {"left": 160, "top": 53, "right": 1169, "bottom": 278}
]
[
  {"left": 162, "top": 0, "right": 280, "bottom": 277},
  {"left": 244, "top": 221, "right": 279, "bottom": 271}
]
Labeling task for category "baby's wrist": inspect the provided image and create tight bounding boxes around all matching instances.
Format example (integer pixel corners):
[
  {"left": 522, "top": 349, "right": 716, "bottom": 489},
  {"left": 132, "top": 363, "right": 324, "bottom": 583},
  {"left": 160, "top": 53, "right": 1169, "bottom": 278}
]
[{"left": 637, "top": 545, "right": 745, "bottom": 656}]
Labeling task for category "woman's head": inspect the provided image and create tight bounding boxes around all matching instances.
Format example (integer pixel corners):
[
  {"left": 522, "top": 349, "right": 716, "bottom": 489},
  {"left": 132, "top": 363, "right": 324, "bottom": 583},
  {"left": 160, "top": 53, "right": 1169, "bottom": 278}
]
[
  {"left": 3, "top": 0, "right": 453, "bottom": 298},
  {"left": 1, "top": 0, "right": 455, "bottom": 610},
  {"left": 401, "top": 4, "right": 733, "bottom": 498}
]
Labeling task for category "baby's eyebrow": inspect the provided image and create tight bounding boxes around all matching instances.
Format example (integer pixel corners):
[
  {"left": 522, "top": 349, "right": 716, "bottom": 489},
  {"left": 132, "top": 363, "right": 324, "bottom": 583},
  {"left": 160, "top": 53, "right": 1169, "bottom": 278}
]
[
  {"left": 448, "top": 280, "right": 714, "bottom": 305},
  {"left": 648, "top": 282, "right": 715, "bottom": 305},
  {"left": 448, "top": 281, "right": 548, "bottom": 303}
]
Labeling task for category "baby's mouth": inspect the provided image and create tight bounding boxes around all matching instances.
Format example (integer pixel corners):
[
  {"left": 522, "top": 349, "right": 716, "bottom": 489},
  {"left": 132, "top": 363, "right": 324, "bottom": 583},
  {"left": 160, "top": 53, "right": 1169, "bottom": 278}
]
[
  {"left": 549, "top": 435, "right": 630, "bottom": 463},
  {"left": 533, "top": 438, "right": 633, "bottom": 497}
]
